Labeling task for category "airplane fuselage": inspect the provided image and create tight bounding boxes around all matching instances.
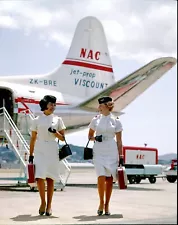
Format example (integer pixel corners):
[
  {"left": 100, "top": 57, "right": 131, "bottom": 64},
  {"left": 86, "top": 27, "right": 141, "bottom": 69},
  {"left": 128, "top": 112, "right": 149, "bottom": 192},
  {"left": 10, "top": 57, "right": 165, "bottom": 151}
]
[{"left": 0, "top": 80, "right": 99, "bottom": 138}]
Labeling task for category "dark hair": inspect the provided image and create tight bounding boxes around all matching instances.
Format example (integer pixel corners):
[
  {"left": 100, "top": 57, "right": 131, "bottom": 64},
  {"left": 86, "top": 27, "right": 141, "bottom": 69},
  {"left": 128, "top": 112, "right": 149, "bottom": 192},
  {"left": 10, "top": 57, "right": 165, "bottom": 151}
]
[{"left": 39, "top": 95, "right": 56, "bottom": 111}]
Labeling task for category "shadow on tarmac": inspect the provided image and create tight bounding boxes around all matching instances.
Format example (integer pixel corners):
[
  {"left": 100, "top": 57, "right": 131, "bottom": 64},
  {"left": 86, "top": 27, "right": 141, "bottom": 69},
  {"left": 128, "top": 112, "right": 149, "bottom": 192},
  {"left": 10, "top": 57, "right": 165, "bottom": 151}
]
[
  {"left": 74, "top": 213, "right": 123, "bottom": 222},
  {"left": 10, "top": 214, "right": 58, "bottom": 222}
]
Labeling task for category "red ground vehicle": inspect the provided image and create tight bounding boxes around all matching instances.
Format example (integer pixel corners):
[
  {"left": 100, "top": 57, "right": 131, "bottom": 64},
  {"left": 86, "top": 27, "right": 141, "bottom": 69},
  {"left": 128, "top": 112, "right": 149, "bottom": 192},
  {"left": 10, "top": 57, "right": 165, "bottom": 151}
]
[
  {"left": 123, "top": 146, "right": 163, "bottom": 184},
  {"left": 165, "top": 159, "right": 177, "bottom": 183}
]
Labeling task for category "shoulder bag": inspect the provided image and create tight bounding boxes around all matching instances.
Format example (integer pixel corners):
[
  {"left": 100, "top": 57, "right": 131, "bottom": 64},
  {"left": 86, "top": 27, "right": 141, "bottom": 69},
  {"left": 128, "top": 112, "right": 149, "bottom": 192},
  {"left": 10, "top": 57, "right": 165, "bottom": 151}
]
[
  {"left": 84, "top": 139, "right": 93, "bottom": 160},
  {"left": 58, "top": 138, "right": 72, "bottom": 161}
]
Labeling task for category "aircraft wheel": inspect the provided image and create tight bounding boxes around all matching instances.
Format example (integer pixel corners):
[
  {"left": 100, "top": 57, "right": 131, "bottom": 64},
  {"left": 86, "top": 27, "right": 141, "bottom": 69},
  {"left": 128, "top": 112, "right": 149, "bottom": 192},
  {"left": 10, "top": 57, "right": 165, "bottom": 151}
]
[
  {"left": 148, "top": 176, "right": 156, "bottom": 184},
  {"left": 167, "top": 176, "right": 177, "bottom": 183}
]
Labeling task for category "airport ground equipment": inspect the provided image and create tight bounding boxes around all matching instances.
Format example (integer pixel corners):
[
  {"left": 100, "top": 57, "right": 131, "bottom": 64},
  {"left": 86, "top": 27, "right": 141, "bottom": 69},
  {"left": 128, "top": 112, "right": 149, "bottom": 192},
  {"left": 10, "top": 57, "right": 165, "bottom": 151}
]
[{"left": 123, "top": 146, "right": 163, "bottom": 184}]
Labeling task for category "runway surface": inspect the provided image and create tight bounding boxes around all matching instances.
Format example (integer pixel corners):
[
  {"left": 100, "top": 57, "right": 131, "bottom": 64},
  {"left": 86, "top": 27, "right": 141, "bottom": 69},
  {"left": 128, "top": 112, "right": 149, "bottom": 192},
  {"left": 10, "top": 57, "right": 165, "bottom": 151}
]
[{"left": 0, "top": 167, "right": 177, "bottom": 224}]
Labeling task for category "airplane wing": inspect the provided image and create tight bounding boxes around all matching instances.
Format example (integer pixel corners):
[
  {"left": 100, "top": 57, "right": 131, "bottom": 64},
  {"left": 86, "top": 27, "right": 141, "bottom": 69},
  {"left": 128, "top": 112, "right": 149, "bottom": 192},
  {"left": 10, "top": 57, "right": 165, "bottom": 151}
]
[{"left": 76, "top": 57, "right": 177, "bottom": 113}]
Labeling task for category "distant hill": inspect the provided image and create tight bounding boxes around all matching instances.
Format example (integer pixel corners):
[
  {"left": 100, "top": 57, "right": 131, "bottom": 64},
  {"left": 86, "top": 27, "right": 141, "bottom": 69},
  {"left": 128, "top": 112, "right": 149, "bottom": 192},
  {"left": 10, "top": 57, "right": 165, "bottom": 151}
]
[
  {"left": 0, "top": 146, "right": 17, "bottom": 163},
  {"left": 0, "top": 144, "right": 87, "bottom": 163},
  {"left": 0, "top": 145, "right": 177, "bottom": 165},
  {"left": 158, "top": 153, "right": 177, "bottom": 163}
]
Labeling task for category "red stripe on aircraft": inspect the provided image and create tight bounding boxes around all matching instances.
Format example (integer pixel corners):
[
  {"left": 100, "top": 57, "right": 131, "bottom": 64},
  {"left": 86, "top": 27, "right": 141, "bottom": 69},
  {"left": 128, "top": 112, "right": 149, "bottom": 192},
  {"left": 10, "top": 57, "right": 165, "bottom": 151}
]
[
  {"left": 109, "top": 81, "right": 137, "bottom": 98},
  {"left": 15, "top": 97, "right": 69, "bottom": 105},
  {"left": 62, "top": 60, "right": 113, "bottom": 72}
]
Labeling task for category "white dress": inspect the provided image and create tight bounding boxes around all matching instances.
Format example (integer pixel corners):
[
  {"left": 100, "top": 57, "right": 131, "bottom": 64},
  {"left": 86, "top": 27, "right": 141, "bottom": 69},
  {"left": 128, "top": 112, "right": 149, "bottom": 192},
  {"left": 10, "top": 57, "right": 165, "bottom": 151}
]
[
  {"left": 88, "top": 113, "right": 123, "bottom": 180},
  {"left": 31, "top": 113, "right": 66, "bottom": 181}
]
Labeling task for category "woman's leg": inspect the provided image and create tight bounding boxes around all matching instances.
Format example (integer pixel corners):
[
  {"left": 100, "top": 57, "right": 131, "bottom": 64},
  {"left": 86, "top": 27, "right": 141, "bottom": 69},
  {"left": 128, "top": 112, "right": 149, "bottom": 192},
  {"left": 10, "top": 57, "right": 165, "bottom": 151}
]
[
  {"left": 37, "top": 178, "right": 46, "bottom": 212},
  {"left": 97, "top": 176, "right": 106, "bottom": 211},
  {"left": 46, "top": 178, "right": 54, "bottom": 213},
  {"left": 105, "top": 176, "right": 113, "bottom": 213}
]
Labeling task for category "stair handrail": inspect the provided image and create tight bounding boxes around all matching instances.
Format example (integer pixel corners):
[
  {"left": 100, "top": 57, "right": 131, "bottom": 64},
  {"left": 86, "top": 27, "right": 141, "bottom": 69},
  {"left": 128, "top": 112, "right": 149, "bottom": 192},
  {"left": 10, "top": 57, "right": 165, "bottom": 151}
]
[
  {"left": 1, "top": 107, "right": 30, "bottom": 151},
  {"left": 19, "top": 108, "right": 36, "bottom": 136},
  {"left": 23, "top": 108, "right": 36, "bottom": 120}
]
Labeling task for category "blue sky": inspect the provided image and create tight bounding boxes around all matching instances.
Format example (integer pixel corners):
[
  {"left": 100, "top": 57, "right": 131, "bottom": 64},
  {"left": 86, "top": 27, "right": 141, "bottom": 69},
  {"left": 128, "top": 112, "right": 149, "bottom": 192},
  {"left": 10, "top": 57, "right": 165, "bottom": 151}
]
[{"left": 0, "top": 0, "right": 177, "bottom": 155}]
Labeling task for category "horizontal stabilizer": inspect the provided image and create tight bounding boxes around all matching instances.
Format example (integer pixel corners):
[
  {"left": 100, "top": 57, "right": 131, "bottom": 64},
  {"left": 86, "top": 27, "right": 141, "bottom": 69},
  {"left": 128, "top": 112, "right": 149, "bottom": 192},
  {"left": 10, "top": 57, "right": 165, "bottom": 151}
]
[{"left": 76, "top": 57, "right": 177, "bottom": 113}]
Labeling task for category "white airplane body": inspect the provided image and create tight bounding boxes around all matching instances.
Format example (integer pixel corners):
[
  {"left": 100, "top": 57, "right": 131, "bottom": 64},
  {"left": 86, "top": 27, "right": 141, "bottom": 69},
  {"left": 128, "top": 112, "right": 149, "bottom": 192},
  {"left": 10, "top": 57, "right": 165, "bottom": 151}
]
[{"left": 0, "top": 16, "right": 177, "bottom": 134}]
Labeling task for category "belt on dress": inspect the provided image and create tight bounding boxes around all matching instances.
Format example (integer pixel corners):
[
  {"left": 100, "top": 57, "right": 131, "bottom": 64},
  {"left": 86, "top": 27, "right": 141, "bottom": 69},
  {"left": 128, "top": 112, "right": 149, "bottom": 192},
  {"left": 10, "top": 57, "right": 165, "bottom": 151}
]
[{"left": 102, "top": 136, "right": 114, "bottom": 141}]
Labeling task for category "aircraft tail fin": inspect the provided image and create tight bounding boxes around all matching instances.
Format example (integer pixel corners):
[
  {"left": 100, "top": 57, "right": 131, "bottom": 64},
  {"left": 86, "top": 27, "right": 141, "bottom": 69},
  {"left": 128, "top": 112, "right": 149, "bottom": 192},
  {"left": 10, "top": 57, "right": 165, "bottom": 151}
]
[{"left": 49, "top": 16, "right": 115, "bottom": 100}]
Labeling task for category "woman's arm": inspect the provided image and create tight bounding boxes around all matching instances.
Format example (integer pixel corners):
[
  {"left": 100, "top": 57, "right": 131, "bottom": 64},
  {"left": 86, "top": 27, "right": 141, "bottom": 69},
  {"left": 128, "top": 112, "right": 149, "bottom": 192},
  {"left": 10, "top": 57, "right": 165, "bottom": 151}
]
[
  {"left": 53, "top": 117, "right": 66, "bottom": 141},
  {"left": 116, "top": 131, "right": 123, "bottom": 158},
  {"left": 29, "top": 131, "right": 37, "bottom": 156},
  {"left": 54, "top": 129, "right": 65, "bottom": 141},
  {"left": 88, "top": 128, "right": 96, "bottom": 141}
]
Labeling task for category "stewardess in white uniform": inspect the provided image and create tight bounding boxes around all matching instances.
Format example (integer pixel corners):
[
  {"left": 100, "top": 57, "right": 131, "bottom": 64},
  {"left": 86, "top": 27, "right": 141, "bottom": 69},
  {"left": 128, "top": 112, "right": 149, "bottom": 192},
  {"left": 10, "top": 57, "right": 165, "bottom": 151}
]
[
  {"left": 88, "top": 96, "right": 124, "bottom": 216},
  {"left": 29, "top": 95, "right": 66, "bottom": 216}
]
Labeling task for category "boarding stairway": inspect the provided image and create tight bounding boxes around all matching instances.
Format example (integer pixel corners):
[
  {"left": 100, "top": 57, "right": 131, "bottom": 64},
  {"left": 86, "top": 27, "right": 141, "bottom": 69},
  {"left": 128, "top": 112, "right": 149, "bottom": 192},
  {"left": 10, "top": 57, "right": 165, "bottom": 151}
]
[{"left": 0, "top": 107, "right": 71, "bottom": 191}]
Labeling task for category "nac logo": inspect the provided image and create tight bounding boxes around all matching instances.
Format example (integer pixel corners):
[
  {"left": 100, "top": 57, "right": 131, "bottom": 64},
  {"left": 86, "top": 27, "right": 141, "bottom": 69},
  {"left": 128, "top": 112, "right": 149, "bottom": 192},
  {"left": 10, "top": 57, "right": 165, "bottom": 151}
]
[
  {"left": 80, "top": 48, "right": 100, "bottom": 60},
  {"left": 136, "top": 154, "right": 145, "bottom": 160}
]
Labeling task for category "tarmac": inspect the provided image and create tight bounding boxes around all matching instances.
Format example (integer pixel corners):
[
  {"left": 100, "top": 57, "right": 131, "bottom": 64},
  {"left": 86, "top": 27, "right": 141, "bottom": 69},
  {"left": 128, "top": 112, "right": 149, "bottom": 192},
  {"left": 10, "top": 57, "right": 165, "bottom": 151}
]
[{"left": 0, "top": 167, "right": 177, "bottom": 224}]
